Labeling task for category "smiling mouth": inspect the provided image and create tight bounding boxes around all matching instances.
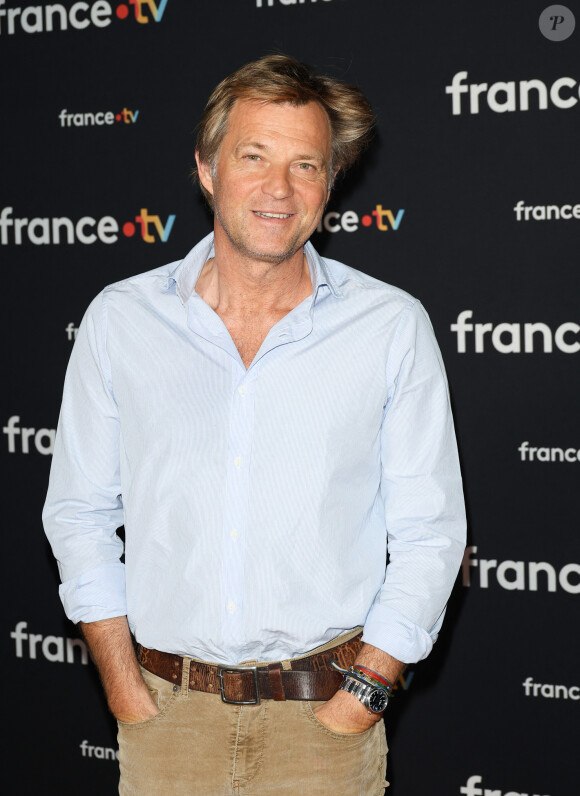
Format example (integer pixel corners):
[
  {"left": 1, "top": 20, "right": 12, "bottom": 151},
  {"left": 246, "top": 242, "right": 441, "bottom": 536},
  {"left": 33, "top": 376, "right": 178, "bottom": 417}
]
[{"left": 253, "top": 211, "right": 294, "bottom": 219}]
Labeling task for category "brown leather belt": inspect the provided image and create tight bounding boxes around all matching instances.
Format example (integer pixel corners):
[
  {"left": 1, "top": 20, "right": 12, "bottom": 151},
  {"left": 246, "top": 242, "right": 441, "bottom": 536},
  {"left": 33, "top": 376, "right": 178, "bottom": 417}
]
[{"left": 138, "top": 632, "right": 362, "bottom": 705}]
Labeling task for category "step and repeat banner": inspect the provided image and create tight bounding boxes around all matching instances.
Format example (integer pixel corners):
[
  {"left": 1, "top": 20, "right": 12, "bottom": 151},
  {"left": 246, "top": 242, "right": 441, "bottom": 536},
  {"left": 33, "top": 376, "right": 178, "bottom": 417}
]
[{"left": 1, "top": 1, "right": 578, "bottom": 794}]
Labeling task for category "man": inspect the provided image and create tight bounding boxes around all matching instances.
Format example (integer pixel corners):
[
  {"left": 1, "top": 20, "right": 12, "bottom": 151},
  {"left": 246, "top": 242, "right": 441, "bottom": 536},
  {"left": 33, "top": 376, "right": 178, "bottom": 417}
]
[{"left": 44, "top": 55, "right": 466, "bottom": 795}]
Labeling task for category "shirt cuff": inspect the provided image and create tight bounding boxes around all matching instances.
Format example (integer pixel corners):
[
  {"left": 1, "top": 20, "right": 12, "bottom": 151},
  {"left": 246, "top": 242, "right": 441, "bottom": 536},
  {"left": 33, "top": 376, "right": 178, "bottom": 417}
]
[
  {"left": 59, "top": 562, "right": 127, "bottom": 624},
  {"left": 362, "top": 603, "right": 445, "bottom": 664}
]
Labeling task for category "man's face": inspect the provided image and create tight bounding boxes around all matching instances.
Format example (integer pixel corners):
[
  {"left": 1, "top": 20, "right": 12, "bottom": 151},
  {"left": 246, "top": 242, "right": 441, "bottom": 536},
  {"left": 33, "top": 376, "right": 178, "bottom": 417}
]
[{"left": 197, "top": 98, "right": 333, "bottom": 264}]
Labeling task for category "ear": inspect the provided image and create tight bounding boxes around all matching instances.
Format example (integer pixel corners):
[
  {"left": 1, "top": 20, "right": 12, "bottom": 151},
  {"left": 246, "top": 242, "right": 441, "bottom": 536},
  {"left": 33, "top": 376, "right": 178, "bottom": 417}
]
[{"left": 195, "top": 150, "right": 214, "bottom": 197}]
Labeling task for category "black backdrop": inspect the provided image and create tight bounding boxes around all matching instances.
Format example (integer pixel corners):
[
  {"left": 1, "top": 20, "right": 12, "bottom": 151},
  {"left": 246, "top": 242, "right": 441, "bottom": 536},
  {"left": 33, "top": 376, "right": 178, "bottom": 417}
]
[{"left": 2, "top": 2, "right": 578, "bottom": 794}]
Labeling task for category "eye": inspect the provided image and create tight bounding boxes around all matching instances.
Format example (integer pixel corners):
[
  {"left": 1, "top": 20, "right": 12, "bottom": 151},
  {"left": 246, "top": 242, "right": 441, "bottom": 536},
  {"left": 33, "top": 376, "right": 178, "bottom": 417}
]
[
  {"left": 293, "top": 162, "right": 320, "bottom": 179},
  {"left": 244, "top": 154, "right": 261, "bottom": 161}
]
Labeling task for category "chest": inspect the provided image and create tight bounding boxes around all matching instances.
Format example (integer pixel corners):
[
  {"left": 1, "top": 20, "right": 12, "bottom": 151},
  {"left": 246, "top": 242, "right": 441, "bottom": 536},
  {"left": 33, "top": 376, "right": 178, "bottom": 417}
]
[{"left": 219, "top": 310, "right": 288, "bottom": 368}]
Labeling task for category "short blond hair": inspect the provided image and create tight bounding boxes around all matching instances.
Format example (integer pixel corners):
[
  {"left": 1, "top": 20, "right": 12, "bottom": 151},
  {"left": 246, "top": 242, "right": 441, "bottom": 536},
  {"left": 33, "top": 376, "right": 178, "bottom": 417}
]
[{"left": 193, "top": 54, "right": 375, "bottom": 208}]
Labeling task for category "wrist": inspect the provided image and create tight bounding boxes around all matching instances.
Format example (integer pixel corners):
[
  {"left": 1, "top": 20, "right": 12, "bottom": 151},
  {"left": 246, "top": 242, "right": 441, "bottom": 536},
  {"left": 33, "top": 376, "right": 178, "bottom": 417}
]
[
  {"left": 331, "top": 661, "right": 391, "bottom": 715},
  {"left": 339, "top": 674, "right": 389, "bottom": 714}
]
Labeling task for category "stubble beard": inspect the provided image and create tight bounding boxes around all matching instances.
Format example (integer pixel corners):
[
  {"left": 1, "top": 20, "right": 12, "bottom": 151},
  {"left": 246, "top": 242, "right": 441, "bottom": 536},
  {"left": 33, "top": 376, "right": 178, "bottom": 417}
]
[{"left": 214, "top": 201, "right": 307, "bottom": 265}]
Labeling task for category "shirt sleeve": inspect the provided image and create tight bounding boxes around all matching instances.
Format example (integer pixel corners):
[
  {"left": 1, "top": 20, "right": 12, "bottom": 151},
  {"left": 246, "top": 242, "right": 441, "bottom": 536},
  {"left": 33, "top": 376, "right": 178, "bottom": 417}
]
[
  {"left": 42, "top": 290, "right": 127, "bottom": 624},
  {"left": 362, "top": 299, "right": 466, "bottom": 663}
]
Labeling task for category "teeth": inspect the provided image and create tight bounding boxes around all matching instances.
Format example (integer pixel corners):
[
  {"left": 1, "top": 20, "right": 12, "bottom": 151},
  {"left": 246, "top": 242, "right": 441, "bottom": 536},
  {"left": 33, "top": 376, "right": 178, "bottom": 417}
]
[{"left": 254, "top": 212, "right": 292, "bottom": 219}]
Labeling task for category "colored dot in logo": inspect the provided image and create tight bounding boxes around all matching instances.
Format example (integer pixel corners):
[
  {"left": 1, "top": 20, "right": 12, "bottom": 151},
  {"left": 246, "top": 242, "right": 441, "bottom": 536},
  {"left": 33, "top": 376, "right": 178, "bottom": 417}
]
[
  {"left": 115, "top": 114, "right": 121, "bottom": 121},
  {"left": 116, "top": 4, "right": 129, "bottom": 19},
  {"left": 123, "top": 222, "right": 136, "bottom": 237},
  {"left": 361, "top": 215, "right": 373, "bottom": 227}
]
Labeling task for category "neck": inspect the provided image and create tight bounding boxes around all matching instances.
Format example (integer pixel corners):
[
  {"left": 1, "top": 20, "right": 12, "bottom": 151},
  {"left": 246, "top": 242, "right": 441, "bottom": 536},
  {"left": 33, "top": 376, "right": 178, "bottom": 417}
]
[{"left": 196, "top": 226, "right": 312, "bottom": 315}]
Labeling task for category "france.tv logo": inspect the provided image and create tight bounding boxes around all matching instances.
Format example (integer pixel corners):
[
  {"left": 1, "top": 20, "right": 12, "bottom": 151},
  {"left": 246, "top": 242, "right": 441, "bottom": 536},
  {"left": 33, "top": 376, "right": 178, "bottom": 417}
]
[
  {"left": 59, "top": 108, "right": 139, "bottom": 127},
  {"left": 0, "top": 206, "right": 176, "bottom": 246},
  {"left": 0, "top": 0, "right": 168, "bottom": 36}
]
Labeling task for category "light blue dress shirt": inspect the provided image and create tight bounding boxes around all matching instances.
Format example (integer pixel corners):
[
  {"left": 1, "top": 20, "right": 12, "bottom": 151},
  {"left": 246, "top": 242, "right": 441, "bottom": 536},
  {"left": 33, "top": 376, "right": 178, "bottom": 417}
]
[{"left": 43, "top": 232, "right": 466, "bottom": 665}]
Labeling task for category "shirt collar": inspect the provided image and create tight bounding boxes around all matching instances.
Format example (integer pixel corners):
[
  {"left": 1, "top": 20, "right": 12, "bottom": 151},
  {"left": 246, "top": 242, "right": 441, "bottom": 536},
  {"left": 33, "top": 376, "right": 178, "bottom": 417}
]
[
  {"left": 166, "top": 232, "right": 215, "bottom": 303},
  {"left": 166, "top": 232, "right": 343, "bottom": 303},
  {"left": 304, "top": 239, "right": 343, "bottom": 301}
]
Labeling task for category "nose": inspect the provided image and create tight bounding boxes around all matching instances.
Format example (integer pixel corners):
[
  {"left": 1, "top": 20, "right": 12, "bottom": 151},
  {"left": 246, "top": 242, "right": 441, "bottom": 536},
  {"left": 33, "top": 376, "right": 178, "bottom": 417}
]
[{"left": 261, "top": 164, "right": 293, "bottom": 200}]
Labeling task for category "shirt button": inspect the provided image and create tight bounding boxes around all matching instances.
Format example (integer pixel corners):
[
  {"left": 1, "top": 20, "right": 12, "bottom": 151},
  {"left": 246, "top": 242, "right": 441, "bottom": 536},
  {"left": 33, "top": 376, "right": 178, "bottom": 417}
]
[
  {"left": 227, "top": 601, "right": 235, "bottom": 614},
  {"left": 234, "top": 456, "right": 241, "bottom": 468},
  {"left": 237, "top": 385, "right": 246, "bottom": 396},
  {"left": 230, "top": 528, "right": 238, "bottom": 540}
]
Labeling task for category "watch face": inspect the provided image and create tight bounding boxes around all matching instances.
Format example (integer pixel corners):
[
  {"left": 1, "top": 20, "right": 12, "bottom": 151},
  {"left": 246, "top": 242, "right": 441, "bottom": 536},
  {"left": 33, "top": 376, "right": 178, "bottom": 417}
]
[{"left": 368, "top": 689, "right": 388, "bottom": 713}]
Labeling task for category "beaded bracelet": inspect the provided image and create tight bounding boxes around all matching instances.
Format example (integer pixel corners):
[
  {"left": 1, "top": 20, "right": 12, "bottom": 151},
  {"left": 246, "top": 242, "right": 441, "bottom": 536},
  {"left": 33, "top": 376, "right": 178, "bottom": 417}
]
[
  {"left": 352, "top": 664, "right": 394, "bottom": 693},
  {"left": 331, "top": 661, "right": 394, "bottom": 694}
]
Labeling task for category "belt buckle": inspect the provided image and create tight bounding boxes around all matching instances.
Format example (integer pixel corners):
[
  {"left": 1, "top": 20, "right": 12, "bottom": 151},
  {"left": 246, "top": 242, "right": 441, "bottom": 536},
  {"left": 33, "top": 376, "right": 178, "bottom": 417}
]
[{"left": 217, "top": 665, "right": 260, "bottom": 705}]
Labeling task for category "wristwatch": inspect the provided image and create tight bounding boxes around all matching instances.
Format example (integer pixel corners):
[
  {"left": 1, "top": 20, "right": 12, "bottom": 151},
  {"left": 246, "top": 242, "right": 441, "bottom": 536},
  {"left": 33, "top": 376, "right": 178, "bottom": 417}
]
[{"left": 339, "top": 674, "right": 389, "bottom": 714}]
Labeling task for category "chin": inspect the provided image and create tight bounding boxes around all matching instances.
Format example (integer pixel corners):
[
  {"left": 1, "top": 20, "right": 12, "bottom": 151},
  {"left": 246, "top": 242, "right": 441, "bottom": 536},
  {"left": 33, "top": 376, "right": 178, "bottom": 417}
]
[
  {"left": 247, "top": 247, "right": 297, "bottom": 264},
  {"left": 237, "top": 235, "right": 303, "bottom": 264}
]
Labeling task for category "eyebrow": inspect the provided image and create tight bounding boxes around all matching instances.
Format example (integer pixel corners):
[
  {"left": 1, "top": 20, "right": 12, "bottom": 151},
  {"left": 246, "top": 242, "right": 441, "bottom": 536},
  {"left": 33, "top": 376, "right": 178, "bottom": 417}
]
[
  {"left": 235, "top": 141, "right": 326, "bottom": 165},
  {"left": 295, "top": 153, "right": 324, "bottom": 163},
  {"left": 235, "top": 141, "right": 269, "bottom": 154}
]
